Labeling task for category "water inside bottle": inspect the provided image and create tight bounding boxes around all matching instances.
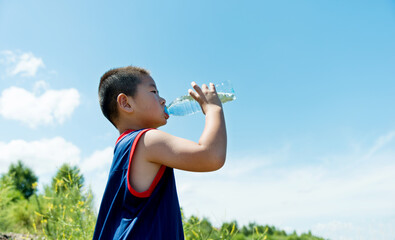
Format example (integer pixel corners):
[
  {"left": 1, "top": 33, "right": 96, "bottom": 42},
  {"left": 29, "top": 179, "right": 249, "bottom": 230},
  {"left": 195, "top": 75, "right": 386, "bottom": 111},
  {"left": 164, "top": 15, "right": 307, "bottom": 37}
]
[
  {"left": 165, "top": 81, "right": 236, "bottom": 116},
  {"left": 218, "top": 92, "right": 236, "bottom": 103}
]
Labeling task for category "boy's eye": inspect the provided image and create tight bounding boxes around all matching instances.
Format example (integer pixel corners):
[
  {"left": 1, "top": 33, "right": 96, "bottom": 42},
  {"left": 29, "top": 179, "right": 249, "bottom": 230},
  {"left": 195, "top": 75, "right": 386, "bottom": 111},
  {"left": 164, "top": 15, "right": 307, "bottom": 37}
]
[{"left": 151, "top": 90, "right": 158, "bottom": 94}]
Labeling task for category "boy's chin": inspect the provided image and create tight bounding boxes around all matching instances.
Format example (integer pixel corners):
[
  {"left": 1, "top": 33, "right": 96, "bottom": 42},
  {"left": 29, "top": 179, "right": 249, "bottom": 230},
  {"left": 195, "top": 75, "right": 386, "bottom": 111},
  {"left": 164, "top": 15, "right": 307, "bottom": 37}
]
[
  {"left": 159, "top": 120, "right": 168, "bottom": 127},
  {"left": 153, "top": 120, "right": 167, "bottom": 129}
]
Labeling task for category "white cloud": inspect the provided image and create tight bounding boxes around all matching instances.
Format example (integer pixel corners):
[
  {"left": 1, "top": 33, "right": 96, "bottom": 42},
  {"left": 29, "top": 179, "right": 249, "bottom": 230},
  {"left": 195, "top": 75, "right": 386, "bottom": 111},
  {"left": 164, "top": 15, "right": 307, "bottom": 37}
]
[
  {"left": 0, "top": 138, "right": 81, "bottom": 184},
  {"left": 80, "top": 147, "right": 114, "bottom": 208},
  {"left": 0, "top": 137, "right": 113, "bottom": 208},
  {"left": 80, "top": 147, "right": 113, "bottom": 173},
  {"left": 0, "top": 50, "right": 44, "bottom": 77},
  {"left": 0, "top": 84, "right": 80, "bottom": 128},
  {"left": 364, "top": 131, "right": 395, "bottom": 160},
  {"left": 312, "top": 219, "right": 395, "bottom": 240},
  {"left": 33, "top": 80, "right": 50, "bottom": 94}
]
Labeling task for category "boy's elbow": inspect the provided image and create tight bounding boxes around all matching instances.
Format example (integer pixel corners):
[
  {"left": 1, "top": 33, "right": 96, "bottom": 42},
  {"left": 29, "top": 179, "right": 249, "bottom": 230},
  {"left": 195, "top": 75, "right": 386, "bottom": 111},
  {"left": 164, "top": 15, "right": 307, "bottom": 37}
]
[
  {"left": 208, "top": 153, "right": 226, "bottom": 171},
  {"left": 197, "top": 145, "right": 226, "bottom": 171},
  {"left": 213, "top": 159, "right": 225, "bottom": 171}
]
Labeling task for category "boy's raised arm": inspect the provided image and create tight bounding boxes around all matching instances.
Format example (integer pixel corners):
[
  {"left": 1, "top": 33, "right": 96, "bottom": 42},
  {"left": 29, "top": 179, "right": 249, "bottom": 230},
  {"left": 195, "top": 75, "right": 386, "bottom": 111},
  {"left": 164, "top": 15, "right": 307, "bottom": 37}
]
[{"left": 141, "top": 82, "right": 227, "bottom": 172}]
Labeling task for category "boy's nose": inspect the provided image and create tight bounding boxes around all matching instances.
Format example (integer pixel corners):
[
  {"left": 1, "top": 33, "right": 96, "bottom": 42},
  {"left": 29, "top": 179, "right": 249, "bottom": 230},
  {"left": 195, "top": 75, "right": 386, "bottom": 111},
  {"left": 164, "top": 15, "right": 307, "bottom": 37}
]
[{"left": 160, "top": 97, "right": 166, "bottom": 105}]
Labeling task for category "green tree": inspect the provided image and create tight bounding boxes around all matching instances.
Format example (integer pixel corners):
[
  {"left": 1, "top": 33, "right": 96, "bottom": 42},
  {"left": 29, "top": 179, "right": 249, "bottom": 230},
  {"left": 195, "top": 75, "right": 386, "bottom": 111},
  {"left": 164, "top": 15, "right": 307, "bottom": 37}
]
[
  {"left": 3, "top": 160, "right": 38, "bottom": 199},
  {"left": 35, "top": 163, "right": 96, "bottom": 239},
  {"left": 0, "top": 162, "right": 97, "bottom": 237},
  {"left": 51, "top": 163, "right": 84, "bottom": 193}
]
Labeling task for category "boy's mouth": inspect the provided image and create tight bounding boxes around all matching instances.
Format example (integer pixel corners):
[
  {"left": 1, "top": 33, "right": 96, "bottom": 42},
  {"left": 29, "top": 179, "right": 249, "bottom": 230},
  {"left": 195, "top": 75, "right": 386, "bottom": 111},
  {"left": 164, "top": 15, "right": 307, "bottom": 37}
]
[{"left": 164, "top": 106, "right": 170, "bottom": 119}]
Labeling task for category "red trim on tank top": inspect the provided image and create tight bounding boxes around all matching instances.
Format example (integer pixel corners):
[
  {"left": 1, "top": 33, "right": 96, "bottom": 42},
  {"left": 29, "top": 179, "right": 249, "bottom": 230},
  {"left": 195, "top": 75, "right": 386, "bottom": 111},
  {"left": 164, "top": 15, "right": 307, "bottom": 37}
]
[
  {"left": 116, "top": 129, "right": 135, "bottom": 145},
  {"left": 127, "top": 129, "right": 166, "bottom": 198}
]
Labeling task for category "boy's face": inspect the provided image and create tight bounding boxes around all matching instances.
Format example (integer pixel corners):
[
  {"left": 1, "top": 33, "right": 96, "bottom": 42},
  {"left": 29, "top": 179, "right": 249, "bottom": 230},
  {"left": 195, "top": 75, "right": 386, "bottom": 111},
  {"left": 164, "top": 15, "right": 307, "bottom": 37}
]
[{"left": 130, "top": 75, "right": 168, "bottom": 128}]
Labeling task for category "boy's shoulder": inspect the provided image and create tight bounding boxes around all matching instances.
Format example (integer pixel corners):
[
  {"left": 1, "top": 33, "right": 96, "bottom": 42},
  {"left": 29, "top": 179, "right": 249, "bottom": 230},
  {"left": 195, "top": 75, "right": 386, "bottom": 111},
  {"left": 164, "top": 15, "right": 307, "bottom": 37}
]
[{"left": 140, "top": 129, "right": 173, "bottom": 144}]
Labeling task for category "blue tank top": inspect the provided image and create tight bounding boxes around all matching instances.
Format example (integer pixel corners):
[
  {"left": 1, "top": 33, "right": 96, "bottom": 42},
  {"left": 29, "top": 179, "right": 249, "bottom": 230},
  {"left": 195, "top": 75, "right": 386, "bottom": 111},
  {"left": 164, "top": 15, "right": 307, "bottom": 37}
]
[{"left": 93, "top": 129, "right": 184, "bottom": 240}]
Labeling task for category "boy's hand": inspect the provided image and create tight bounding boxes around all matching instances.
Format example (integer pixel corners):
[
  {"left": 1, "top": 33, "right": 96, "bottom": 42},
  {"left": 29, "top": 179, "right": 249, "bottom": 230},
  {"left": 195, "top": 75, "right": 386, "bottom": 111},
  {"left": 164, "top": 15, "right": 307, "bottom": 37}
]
[{"left": 188, "top": 82, "right": 222, "bottom": 115}]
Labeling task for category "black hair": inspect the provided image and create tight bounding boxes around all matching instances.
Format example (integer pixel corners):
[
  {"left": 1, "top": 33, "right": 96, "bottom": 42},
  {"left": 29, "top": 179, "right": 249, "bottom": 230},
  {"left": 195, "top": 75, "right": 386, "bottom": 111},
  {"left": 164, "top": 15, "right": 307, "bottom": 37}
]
[{"left": 98, "top": 66, "right": 150, "bottom": 127}]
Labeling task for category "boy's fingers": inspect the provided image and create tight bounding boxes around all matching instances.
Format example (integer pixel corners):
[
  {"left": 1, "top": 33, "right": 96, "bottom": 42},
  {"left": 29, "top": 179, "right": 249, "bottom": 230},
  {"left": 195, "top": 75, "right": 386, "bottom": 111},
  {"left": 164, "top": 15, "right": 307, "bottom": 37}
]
[
  {"left": 209, "top": 83, "right": 216, "bottom": 91},
  {"left": 188, "top": 89, "right": 200, "bottom": 102},
  {"left": 191, "top": 82, "right": 204, "bottom": 97}
]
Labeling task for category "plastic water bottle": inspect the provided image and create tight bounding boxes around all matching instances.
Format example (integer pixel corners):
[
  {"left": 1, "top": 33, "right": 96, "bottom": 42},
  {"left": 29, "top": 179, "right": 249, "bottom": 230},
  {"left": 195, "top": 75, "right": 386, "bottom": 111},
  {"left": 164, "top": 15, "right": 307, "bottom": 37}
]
[{"left": 165, "top": 81, "right": 236, "bottom": 116}]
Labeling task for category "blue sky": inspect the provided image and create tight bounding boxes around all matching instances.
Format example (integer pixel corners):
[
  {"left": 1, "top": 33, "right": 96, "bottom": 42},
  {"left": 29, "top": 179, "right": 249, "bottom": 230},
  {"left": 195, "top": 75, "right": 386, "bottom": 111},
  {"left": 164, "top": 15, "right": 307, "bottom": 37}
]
[{"left": 1, "top": 1, "right": 395, "bottom": 239}]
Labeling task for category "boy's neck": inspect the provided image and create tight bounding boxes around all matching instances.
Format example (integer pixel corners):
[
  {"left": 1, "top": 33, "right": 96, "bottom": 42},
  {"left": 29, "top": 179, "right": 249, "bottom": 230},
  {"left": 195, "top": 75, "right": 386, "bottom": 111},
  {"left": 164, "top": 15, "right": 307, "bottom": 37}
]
[
  {"left": 118, "top": 126, "right": 136, "bottom": 135},
  {"left": 117, "top": 122, "right": 151, "bottom": 135}
]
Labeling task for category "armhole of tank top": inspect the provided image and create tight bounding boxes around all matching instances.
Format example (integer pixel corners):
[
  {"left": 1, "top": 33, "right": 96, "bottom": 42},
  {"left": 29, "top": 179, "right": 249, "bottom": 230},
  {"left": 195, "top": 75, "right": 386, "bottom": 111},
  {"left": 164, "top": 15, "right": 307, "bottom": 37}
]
[{"left": 127, "top": 128, "right": 166, "bottom": 198}]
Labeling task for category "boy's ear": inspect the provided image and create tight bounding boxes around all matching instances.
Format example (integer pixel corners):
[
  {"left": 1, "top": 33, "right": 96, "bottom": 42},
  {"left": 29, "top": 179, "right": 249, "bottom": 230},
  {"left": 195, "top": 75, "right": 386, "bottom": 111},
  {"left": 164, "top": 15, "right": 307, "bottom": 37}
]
[{"left": 117, "top": 93, "right": 134, "bottom": 113}]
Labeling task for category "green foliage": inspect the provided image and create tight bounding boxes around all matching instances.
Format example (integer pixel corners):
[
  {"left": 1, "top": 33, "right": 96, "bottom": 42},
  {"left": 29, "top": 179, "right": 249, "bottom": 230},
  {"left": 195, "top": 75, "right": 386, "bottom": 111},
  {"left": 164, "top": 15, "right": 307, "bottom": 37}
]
[
  {"left": 0, "top": 162, "right": 97, "bottom": 239},
  {"left": 0, "top": 175, "right": 24, "bottom": 232},
  {"left": 7, "top": 198, "right": 37, "bottom": 233},
  {"left": 34, "top": 164, "right": 96, "bottom": 239},
  {"left": 182, "top": 213, "right": 325, "bottom": 240},
  {"left": 2, "top": 160, "right": 38, "bottom": 199},
  {"left": 182, "top": 210, "right": 268, "bottom": 240},
  {"left": 51, "top": 163, "right": 84, "bottom": 193}
]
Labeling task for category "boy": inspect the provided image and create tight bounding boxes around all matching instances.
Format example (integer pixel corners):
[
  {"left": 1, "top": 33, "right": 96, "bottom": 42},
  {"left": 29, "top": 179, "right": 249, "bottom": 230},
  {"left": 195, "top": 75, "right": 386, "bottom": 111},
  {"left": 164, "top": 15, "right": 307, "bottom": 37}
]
[{"left": 93, "top": 66, "right": 227, "bottom": 239}]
